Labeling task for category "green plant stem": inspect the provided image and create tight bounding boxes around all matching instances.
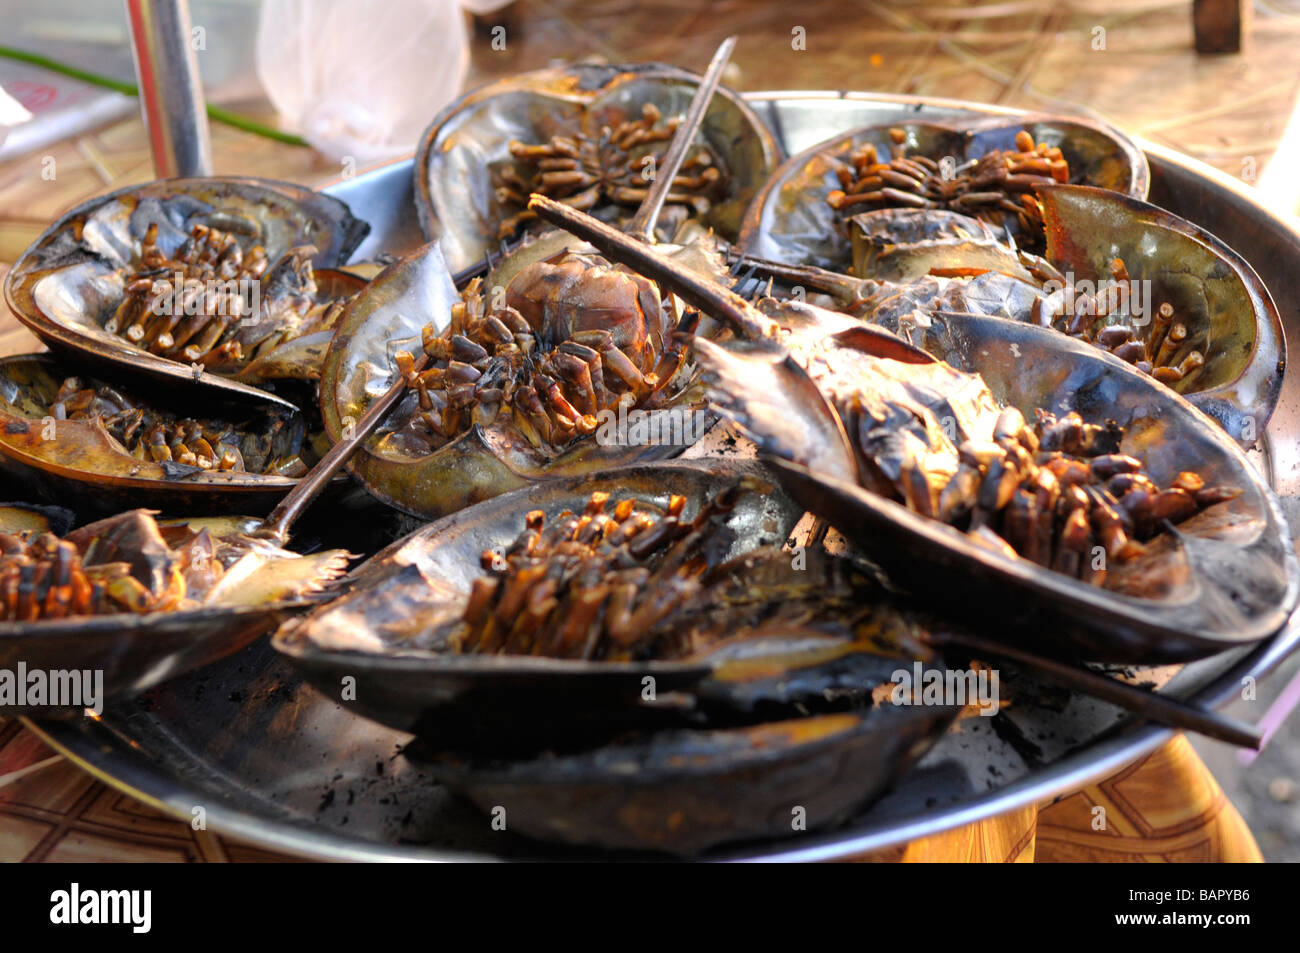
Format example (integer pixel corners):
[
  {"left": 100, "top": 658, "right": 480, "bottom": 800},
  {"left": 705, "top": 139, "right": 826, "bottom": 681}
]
[{"left": 0, "top": 45, "right": 310, "bottom": 147}]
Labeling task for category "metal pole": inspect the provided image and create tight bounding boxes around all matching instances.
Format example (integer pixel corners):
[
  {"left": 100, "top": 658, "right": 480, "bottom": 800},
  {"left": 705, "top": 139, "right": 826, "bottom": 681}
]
[{"left": 124, "top": 0, "right": 213, "bottom": 177}]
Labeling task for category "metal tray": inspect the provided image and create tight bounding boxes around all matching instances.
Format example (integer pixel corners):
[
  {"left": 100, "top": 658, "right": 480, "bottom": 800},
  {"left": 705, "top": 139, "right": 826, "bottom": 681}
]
[{"left": 24, "top": 91, "right": 1300, "bottom": 861}]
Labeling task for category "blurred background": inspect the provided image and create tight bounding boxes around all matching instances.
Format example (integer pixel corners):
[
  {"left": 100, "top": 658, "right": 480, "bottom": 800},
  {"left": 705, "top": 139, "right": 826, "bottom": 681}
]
[{"left": 0, "top": 0, "right": 1298, "bottom": 859}]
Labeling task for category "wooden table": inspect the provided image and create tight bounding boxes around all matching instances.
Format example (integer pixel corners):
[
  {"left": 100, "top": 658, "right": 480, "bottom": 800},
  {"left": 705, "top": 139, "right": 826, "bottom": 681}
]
[{"left": 2, "top": 0, "right": 1295, "bottom": 862}]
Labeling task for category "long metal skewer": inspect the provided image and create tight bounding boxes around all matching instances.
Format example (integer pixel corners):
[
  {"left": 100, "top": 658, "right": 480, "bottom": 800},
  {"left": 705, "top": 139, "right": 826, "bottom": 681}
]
[
  {"left": 255, "top": 351, "right": 429, "bottom": 543},
  {"left": 935, "top": 631, "right": 1262, "bottom": 749},
  {"left": 627, "top": 36, "right": 736, "bottom": 242}
]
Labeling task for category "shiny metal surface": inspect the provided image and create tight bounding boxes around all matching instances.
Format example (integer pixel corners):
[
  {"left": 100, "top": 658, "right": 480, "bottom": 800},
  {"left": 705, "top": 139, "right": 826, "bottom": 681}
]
[
  {"left": 125, "top": 0, "right": 213, "bottom": 177},
  {"left": 26, "top": 91, "right": 1300, "bottom": 861}
]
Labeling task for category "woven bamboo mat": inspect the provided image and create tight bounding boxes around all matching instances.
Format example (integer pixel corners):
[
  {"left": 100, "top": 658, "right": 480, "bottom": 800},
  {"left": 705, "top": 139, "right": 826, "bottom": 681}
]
[{"left": 1, "top": 0, "right": 1295, "bottom": 862}]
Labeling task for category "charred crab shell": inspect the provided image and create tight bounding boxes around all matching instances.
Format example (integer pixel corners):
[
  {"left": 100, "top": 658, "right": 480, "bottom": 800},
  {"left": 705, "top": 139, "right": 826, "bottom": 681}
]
[
  {"left": 4, "top": 177, "right": 369, "bottom": 404},
  {"left": 736, "top": 115, "right": 1149, "bottom": 271},
  {"left": 0, "top": 511, "right": 348, "bottom": 712},
  {"left": 420, "top": 706, "right": 954, "bottom": 856},
  {"left": 273, "top": 462, "right": 811, "bottom": 736},
  {"left": 0, "top": 354, "right": 314, "bottom": 517},
  {"left": 319, "top": 243, "right": 714, "bottom": 520},
  {"left": 700, "top": 309, "right": 1299, "bottom": 663},
  {"left": 413, "top": 62, "right": 781, "bottom": 275}
]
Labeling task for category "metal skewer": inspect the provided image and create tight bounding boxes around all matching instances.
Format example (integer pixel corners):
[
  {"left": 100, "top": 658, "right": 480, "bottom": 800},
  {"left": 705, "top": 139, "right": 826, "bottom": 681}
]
[
  {"left": 255, "top": 351, "right": 429, "bottom": 544},
  {"left": 935, "top": 630, "right": 1262, "bottom": 749},
  {"left": 627, "top": 36, "right": 736, "bottom": 242}
]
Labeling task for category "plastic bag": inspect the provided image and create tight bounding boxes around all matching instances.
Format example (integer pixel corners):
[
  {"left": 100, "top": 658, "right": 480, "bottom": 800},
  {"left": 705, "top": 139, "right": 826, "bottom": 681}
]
[{"left": 256, "top": 0, "right": 509, "bottom": 164}]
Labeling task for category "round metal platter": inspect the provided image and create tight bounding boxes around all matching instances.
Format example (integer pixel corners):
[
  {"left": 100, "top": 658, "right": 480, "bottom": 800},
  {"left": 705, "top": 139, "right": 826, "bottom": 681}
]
[{"left": 25, "top": 91, "right": 1300, "bottom": 862}]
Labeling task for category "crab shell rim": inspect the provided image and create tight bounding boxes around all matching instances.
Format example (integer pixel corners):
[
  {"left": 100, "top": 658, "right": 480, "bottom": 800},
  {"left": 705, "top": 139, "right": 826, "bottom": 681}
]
[{"left": 1035, "top": 183, "right": 1287, "bottom": 446}]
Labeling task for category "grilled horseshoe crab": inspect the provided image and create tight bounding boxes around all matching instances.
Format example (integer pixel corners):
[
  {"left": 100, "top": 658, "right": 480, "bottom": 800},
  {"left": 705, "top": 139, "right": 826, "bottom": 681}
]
[
  {"left": 275, "top": 463, "right": 948, "bottom": 740},
  {"left": 275, "top": 461, "right": 958, "bottom": 852},
  {"left": 0, "top": 354, "right": 319, "bottom": 517},
  {"left": 319, "top": 237, "right": 729, "bottom": 519},
  {"left": 413, "top": 61, "right": 779, "bottom": 274},
  {"left": 4, "top": 178, "right": 369, "bottom": 403},
  {"left": 0, "top": 508, "right": 347, "bottom": 713},
  {"left": 737, "top": 115, "right": 1147, "bottom": 272},
  {"left": 529, "top": 196, "right": 1299, "bottom": 664},
  {"left": 836, "top": 185, "right": 1285, "bottom": 442}
]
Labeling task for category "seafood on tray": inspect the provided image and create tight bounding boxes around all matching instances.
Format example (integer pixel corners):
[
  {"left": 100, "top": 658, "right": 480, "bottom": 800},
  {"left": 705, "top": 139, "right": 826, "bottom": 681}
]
[
  {"left": 319, "top": 241, "right": 727, "bottom": 518},
  {"left": 412, "top": 61, "right": 780, "bottom": 274},
  {"left": 3, "top": 177, "right": 369, "bottom": 401},
  {"left": 0, "top": 508, "right": 343, "bottom": 622},
  {"left": 274, "top": 462, "right": 960, "bottom": 853},
  {"left": 7, "top": 60, "right": 1298, "bottom": 858},
  {"left": 731, "top": 182, "right": 1285, "bottom": 444},
  {"left": 325, "top": 43, "right": 756, "bottom": 519},
  {"left": 0, "top": 504, "right": 348, "bottom": 711},
  {"left": 857, "top": 187, "right": 1283, "bottom": 440},
  {"left": 0, "top": 354, "right": 321, "bottom": 516},
  {"left": 531, "top": 194, "right": 1299, "bottom": 663},
  {"left": 729, "top": 114, "right": 1284, "bottom": 439},
  {"left": 737, "top": 115, "right": 1148, "bottom": 271}
]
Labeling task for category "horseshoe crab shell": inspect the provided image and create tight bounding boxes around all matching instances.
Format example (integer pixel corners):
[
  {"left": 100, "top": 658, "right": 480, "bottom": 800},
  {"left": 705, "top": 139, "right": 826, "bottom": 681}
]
[
  {"left": 417, "top": 706, "right": 954, "bottom": 856},
  {"left": 696, "top": 308, "right": 1299, "bottom": 663},
  {"left": 0, "top": 509, "right": 348, "bottom": 714},
  {"left": 273, "top": 461, "right": 952, "bottom": 754},
  {"left": 318, "top": 242, "right": 720, "bottom": 519},
  {"left": 736, "top": 115, "right": 1148, "bottom": 272},
  {"left": 275, "top": 462, "right": 796, "bottom": 744},
  {"left": 276, "top": 460, "right": 958, "bottom": 851},
  {"left": 4, "top": 177, "right": 369, "bottom": 404},
  {"left": 826, "top": 184, "right": 1286, "bottom": 442},
  {"left": 1036, "top": 185, "right": 1286, "bottom": 443},
  {"left": 413, "top": 62, "right": 781, "bottom": 275},
  {"left": 0, "top": 354, "right": 314, "bottom": 517}
]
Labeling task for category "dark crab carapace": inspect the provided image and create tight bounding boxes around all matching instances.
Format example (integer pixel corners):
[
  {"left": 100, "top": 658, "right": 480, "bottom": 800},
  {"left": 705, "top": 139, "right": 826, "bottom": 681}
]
[
  {"left": 417, "top": 704, "right": 953, "bottom": 856},
  {"left": 413, "top": 61, "right": 780, "bottom": 274},
  {"left": 274, "top": 461, "right": 946, "bottom": 740},
  {"left": 696, "top": 310, "right": 1298, "bottom": 662},
  {"left": 0, "top": 354, "right": 317, "bottom": 517},
  {"left": 4, "top": 177, "right": 369, "bottom": 403},
  {"left": 738, "top": 182, "right": 1285, "bottom": 445}
]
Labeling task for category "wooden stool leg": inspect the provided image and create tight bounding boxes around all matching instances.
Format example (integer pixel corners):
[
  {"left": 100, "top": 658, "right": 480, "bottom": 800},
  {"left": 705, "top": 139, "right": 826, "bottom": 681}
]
[{"left": 1035, "top": 735, "right": 1262, "bottom": 862}]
